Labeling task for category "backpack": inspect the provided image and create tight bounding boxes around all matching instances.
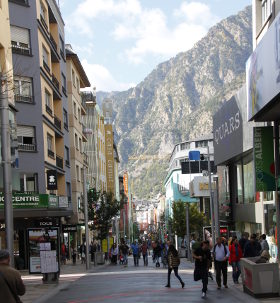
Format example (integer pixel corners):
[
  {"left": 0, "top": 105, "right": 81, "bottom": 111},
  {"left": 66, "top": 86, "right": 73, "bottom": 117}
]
[{"left": 213, "top": 243, "right": 227, "bottom": 261}]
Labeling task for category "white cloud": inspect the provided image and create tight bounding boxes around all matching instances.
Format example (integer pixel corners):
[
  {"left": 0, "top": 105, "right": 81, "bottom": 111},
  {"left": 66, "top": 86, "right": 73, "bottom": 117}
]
[{"left": 81, "top": 59, "right": 136, "bottom": 92}]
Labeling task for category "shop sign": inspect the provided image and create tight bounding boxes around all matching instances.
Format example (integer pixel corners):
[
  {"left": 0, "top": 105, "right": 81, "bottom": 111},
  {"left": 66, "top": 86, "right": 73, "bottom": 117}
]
[
  {"left": 0, "top": 193, "right": 49, "bottom": 209},
  {"left": 49, "top": 195, "right": 58, "bottom": 208},
  {"left": 247, "top": 11, "right": 280, "bottom": 121},
  {"left": 62, "top": 225, "right": 77, "bottom": 232},
  {"left": 47, "top": 170, "right": 57, "bottom": 190},
  {"left": 253, "top": 127, "right": 275, "bottom": 191},
  {"left": 59, "top": 196, "right": 68, "bottom": 208}
]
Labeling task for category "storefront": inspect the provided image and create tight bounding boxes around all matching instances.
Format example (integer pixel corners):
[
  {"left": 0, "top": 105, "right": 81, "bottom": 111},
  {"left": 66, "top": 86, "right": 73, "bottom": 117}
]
[
  {"left": 0, "top": 192, "right": 72, "bottom": 269},
  {"left": 213, "top": 85, "right": 268, "bottom": 235}
]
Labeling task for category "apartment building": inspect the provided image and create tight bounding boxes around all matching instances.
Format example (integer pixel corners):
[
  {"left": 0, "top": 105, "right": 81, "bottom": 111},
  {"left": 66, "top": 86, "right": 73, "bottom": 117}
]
[
  {"left": 65, "top": 44, "right": 90, "bottom": 244},
  {"left": 3, "top": 0, "right": 72, "bottom": 269}
]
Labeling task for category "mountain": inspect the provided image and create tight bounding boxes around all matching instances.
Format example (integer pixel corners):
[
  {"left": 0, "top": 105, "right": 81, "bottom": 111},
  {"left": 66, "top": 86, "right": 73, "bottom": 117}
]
[{"left": 97, "top": 6, "right": 252, "bottom": 200}]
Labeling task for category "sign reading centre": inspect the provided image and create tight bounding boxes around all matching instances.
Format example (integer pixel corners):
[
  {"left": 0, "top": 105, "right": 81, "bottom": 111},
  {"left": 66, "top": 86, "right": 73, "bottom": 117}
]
[{"left": 253, "top": 127, "right": 275, "bottom": 192}]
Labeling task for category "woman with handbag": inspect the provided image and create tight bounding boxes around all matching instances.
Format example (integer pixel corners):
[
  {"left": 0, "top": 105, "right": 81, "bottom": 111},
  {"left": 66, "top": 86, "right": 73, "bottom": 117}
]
[
  {"left": 165, "top": 244, "right": 185, "bottom": 288},
  {"left": 193, "top": 241, "right": 211, "bottom": 299}
]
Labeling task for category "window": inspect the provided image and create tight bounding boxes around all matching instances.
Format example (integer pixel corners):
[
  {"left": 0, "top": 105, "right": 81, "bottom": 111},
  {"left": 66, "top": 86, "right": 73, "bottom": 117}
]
[
  {"left": 42, "top": 45, "right": 50, "bottom": 73},
  {"left": 20, "top": 173, "right": 38, "bottom": 193},
  {"left": 262, "top": 0, "right": 272, "bottom": 25},
  {"left": 14, "top": 76, "right": 33, "bottom": 103},
  {"left": 11, "top": 25, "right": 30, "bottom": 55},
  {"left": 61, "top": 73, "right": 66, "bottom": 95},
  {"left": 47, "top": 133, "right": 54, "bottom": 158},
  {"left": 45, "top": 90, "right": 52, "bottom": 114},
  {"left": 195, "top": 140, "right": 208, "bottom": 148},
  {"left": 75, "top": 133, "right": 78, "bottom": 150},
  {"left": 76, "top": 76, "right": 80, "bottom": 91},
  {"left": 236, "top": 162, "right": 243, "bottom": 204},
  {"left": 72, "top": 69, "right": 76, "bottom": 87},
  {"left": 78, "top": 107, "right": 81, "bottom": 123},
  {"left": 81, "top": 168, "right": 84, "bottom": 182},
  {"left": 63, "top": 109, "right": 68, "bottom": 129},
  {"left": 73, "top": 102, "right": 77, "bottom": 117},
  {"left": 17, "top": 125, "right": 36, "bottom": 151},
  {"left": 79, "top": 138, "right": 82, "bottom": 152},
  {"left": 180, "top": 142, "right": 190, "bottom": 150},
  {"left": 76, "top": 165, "right": 80, "bottom": 181},
  {"left": 66, "top": 182, "right": 71, "bottom": 202},
  {"left": 65, "top": 146, "right": 70, "bottom": 166},
  {"left": 59, "top": 35, "right": 65, "bottom": 59},
  {"left": 40, "top": 1, "right": 48, "bottom": 31},
  {"left": 243, "top": 155, "right": 254, "bottom": 204}
]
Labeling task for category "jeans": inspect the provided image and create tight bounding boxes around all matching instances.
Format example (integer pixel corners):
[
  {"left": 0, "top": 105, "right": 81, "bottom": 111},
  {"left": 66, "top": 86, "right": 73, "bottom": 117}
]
[
  {"left": 143, "top": 254, "right": 148, "bottom": 266},
  {"left": 201, "top": 269, "right": 208, "bottom": 293},
  {"left": 133, "top": 254, "right": 139, "bottom": 266},
  {"left": 231, "top": 261, "right": 241, "bottom": 282},
  {"left": 123, "top": 253, "right": 128, "bottom": 265},
  {"left": 215, "top": 261, "right": 228, "bottom": 286},
  {"left": 167, "top": 267, "right": 183, "bottom": 286}
]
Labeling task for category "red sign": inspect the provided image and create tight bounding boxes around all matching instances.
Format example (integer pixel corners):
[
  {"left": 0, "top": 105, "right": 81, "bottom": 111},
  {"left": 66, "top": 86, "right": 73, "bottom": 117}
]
[{"left": 244, "top": 268, "right": 253, "bottom": 291}]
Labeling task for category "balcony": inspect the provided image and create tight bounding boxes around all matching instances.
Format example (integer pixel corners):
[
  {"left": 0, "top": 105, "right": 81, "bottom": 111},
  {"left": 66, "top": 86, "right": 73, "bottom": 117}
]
[
  {"left": 60, "top": 49, "right": 65, "bottom": 61},
  {"left": 48, "top": 149, "right": 55, "bottom": 159},
  {"left": 18, "top": 143, "right": 36, "bottom": 152},
  {"left": 54, "top": 115, "right": 61, "bottom": 130},
  {"left": 11, "top": 44, "right": 31, "bottom": 56},
  {"left": 62, "top": 86, "right": 67, "bottom": 96},
  {"left": 65, "top": 159, "right": 70, "bottom": 167},
  {"left": 52, "top": 74, "right": 60, "bottom": 91},
  {"left": 14, "top": 94, "right": 33, "bottom": 103},
  {"left": 40, "top": 14, "right": 48, "bottom": 32},
  {"left": 49, "top": 34, "right": 57, "bottom": 51},
  {"left": 9, "top": 0, "right": 29, "bottom": 5},
  {"left": 45, "top": 104, "right": 53, "bottom": 116},
  {"left": 56, "top": 155, "right": 64, "bottom": 169},
  {"left": 43, "top": 60, "right": 51, "bottom": 75}
]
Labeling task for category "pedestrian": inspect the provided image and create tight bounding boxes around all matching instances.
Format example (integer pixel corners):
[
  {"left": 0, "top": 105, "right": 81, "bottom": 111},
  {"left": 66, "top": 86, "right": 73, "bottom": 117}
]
[
  {"left": 131, "top": 241, "right": 139, "bottom": 266},
  {"left": 213, "top": 237, "right": 230, "bottom": 289},
  {"left": 193, "top": 241, "right": 212, "bottom": 298},
  {"left": 154, "top": 241, "right": 161, "bottom": 267},
  {"left": 61, "top": 242, "right": 67, "bottom": 265},
  {"left": 71, "top": 243, "right": 77, "bottom": 265},
  {"left": 0, "top": 250, "right": 26, "bottom": 303},
  {"left": 239, "top": 232, "right": 249, "bottom": 254},
  {"left": 229, "top": 236, "right": 243, "bottom": 284},
  {"left": 260, "top": 234, "right": 269, "bottom": 253},
  {"left": 244, "top": 234, "right": 261, "bottom": 257},
  {"left": 165, "top": 244, "right": 184, "bottom": 289},
  {"left": 90, "top": 240, "right": 97, "bottom": 263},
  {"left": 111, "top": 243, "right": 118, "bottom": 265},
  {"left": 80, "top": 242, "right": 86, "bottom": 264},
  {"left": 141, "top": 241, "right": 148, "bottom": 266},
  {"left": 120, "top": 239, "right": 129, "bottom": 265}
]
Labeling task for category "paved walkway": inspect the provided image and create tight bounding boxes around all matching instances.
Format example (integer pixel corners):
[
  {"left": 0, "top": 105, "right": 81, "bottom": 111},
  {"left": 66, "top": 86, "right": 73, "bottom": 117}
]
[{"left": 19, "top": 257, "right": 279, "bottom": 303}]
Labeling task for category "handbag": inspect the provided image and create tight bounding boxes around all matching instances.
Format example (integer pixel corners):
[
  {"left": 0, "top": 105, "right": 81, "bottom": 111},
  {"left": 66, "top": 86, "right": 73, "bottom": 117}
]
[
  {"left": 0, "top": 271, "right": 23, "bottom": 303},
  {"left": 194, "top": 267, "right": 202, "bottom": 281}
]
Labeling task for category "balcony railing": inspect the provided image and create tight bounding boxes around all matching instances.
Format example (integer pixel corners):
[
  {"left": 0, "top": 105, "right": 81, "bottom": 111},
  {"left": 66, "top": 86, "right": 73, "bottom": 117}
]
[
  {"left": 65, "top": 159, "right": 70, "bottom": 167},
  {"left": 45, "top": 104, "right": 53, "bottom": 115},
  {"left": 62, "top": 86, "right": 67, "bottom": 96},
  {"left": 11, "top": 44, "right": 31, "bottom": 56},
  {"left": 43, "top": 60, "right": 51, "bottom": 74},
  {"left": 14, "top": 94, "right": 33, "bottom": 103},
  {"left": 48, "top": 149, "right": 55, "bottom": 158},
  {"left": 52, "top": 74, "right": 59, "bottom": 91},
  {"left": 54, "top": 115, "right": 61, "bottom": 130},
  {"left": 9, "top": 0, "right": 29, "bottom": 5},
  {"left": 18, "top": 143, "right": 36, "bottom": 152},
  {"left": 40, "top": 14, "right": 48, "bottom": 32},
  {"left": 60, "top": 49, "right": 65, "bottom": 60},
  {"left": 56, "top": 155, "right": 63, "bottom": 169},
  {"left": 49, "top": 34, "right": 57, "bottom": 51}
]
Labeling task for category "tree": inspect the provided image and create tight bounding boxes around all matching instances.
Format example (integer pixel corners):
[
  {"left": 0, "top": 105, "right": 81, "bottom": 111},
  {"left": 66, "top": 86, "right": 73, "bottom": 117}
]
[
  {"left": 88, "top": 189, "right": 121, "bottom": 242},
  {"left": 170, "top": 200, "right": 208, "bottom": 239}
]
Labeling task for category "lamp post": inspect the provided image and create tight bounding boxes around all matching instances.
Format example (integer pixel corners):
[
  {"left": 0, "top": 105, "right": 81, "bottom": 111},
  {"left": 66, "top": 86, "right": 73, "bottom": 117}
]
[
  {"left": 0, "top": 75, "right": 14, "bottom": 267},
  {"left": 83, "top": 168, "right": 90, "bottom": 270},
  {"left": 213, "top": 176, "right": 220, "bottom": 239}
]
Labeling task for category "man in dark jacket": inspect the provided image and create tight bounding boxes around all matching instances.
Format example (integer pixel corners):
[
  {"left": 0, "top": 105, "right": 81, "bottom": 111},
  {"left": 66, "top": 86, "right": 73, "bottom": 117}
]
[
  {"left": 239, "top": 232, "right": 249, "bottom": 253},
  {"left": 0, "top": 250, "right": 25, "bottom": 303},
  {"left": 244, "top": 234, "right": 261, "bottom": 257}
]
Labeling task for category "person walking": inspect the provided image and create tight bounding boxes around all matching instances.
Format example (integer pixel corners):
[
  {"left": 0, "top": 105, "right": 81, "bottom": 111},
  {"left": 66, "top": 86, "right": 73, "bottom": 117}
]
[
  {"left": 260, "top": 234, "right": 269, "bottom": 253},
  {"left": 61, "top": 242, "right": 67, "bottom": 265},
  {"left": 141, "top": 241, "right": 148, "bottom": 266},
  {"left": 71, "top": 242, "right": 77, "bottom": 265},
  {"left": 154, "top": 241, "right": 162, "bottom": 267},
  {"left": 0, "top": 250, "right": 26, "bottom": 303},
  {"left": 131, "top": 241, "right": 139, "bottom": 266},
  {"left": 229, "top": 236, "right": 243, "bottom": 284},
  {"left": 239, "top": 232, "right": 249, "bottom": 254},
  {"left": 165, "top": 244, "right": 184, "bottom": 289},
  {"left": 193, "top": 241, "right": 211, "bottom": 298},
  {"left": 244, "top": 234, "right": 261, "bottom": 257},
  {"left": 213, "top": 237, "right": 230, "bottom": 289},
  {"left": 120, "top": 240, "right": 129, "bottom": 265},
  {"left": 80, "top": 242, "right": 86, "bottom": 264}
]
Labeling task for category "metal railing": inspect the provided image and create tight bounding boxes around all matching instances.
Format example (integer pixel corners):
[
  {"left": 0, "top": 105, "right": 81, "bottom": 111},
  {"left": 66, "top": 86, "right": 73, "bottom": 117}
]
[
  {"left": 62, "top": 86, "right": 67, "bottom": 96},
  {"left": 18, "top": 143, "right": 36, "bottom": 152},
  {"left": 52, "top": 74, "right": 60, "bottom": 91},
  {"left": 43, "top": 60, "right": 51, "bottom": 74},
  {"left": 45, "top": 104, "right": 53, "bottom": 115},
  {"left": 54, "top": 115, "right": 61, "bottom": 130},
  {"left": 11, "top": 44, "right": 31, "bottom": 56},
  {"left": 40, "top": 14, "right": 48, "bottom": 32},
  {"left": 48, "top": 149, "right": 55, "bottom": 158},
  {"left": 14, "top": 94, "right": 33, "bottom": 103},
  {"left": 65, "top": 159, "right": 70, "bottom": 167},
  {"left": 49, "top": 34, "right": 57, "bottom": 51},
  {"left": 56, "top": 155, "right": 64, "bottom": 169},
  {"left": 9, "top": 0, "right": 29, "bottom": 5}
]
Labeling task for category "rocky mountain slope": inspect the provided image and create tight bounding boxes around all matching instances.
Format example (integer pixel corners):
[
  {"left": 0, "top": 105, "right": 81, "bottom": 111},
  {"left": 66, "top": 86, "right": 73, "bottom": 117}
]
[{"left": 97, "top": 6, "right": 252, "bottom": 199}]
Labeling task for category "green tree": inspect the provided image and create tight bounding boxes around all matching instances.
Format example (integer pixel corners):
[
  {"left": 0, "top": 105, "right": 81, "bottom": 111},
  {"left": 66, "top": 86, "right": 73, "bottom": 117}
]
[
  {"left": 170, "top": 200, "right": 208, "bottom": 239},
  {"left": 88, "top": 189, "right": 121, "bottom": 242}
]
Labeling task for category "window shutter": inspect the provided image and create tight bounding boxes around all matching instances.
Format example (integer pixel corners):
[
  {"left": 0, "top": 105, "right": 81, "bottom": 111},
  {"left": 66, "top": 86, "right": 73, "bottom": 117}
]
[
  {"left": 11, "top": 26, "right": 29, "bottom": 45},
  {"left": 17, "top": 126, "right": 34, "bottom": 137}
]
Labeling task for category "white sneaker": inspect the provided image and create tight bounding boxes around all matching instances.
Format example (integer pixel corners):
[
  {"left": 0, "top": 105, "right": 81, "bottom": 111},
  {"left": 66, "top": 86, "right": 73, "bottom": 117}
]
[{"left": 201, "top": 292, "right": 206, "bottom": 298}]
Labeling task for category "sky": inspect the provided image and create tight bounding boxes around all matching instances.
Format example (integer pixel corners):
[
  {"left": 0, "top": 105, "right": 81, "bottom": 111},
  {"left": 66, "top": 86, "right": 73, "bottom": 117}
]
[{"left": 59, "top": 0, "right": 252, "bottom": 92}]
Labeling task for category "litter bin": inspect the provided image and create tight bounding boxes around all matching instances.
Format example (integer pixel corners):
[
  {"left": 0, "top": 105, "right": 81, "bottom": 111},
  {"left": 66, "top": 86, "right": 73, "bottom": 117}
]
[
  {"left": 240, "top": 258, "right": 279, "bottom": 298},
  {"left": 95, "top": 252, "right": 105, "bottom": 265}
]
